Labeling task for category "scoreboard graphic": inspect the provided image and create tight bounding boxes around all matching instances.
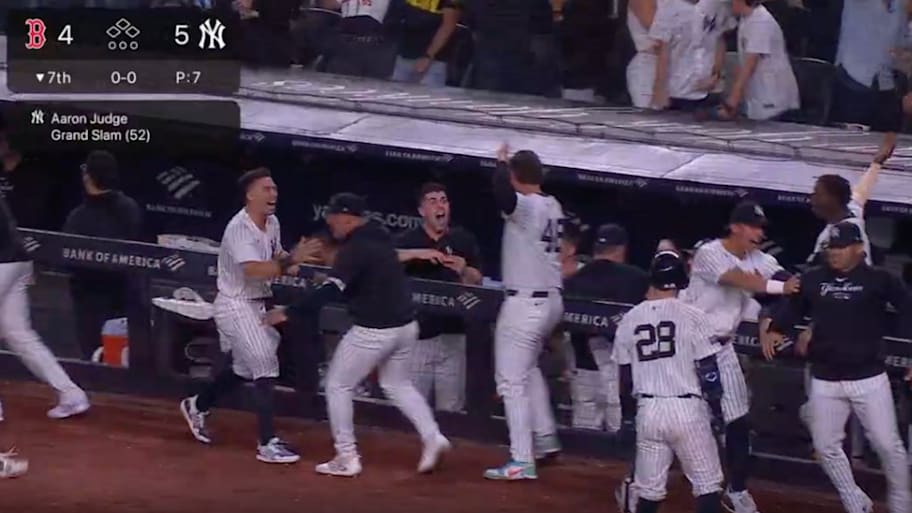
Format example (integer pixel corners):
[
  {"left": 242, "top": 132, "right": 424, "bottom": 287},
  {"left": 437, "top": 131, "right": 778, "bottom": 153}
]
[{"left": 7, "top": 8, "right": 240, "bottom": 94}]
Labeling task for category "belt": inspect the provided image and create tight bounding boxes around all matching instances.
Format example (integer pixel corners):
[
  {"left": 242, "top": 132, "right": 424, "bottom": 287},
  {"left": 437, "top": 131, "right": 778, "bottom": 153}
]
[
  {"left": 639, "top": 393, "right": 701, "bottom": 399},
  {"left": 506, "top": 289, "right": 552, "bottom": 298}
]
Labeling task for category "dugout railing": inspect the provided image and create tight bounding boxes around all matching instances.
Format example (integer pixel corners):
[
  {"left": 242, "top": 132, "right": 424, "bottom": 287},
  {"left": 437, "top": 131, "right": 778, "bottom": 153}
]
[{"left": 1, "top": 228, "right": 910, "bottom": 497}]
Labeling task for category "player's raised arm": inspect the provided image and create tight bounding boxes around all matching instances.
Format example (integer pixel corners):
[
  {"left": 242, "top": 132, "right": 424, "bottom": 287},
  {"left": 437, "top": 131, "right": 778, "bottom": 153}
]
[
  {"left": 852, "top": 132, "right": 896, "bottom": 207},
  {"left": 493, "top": 144, "right": 519, "bottom": 215}
]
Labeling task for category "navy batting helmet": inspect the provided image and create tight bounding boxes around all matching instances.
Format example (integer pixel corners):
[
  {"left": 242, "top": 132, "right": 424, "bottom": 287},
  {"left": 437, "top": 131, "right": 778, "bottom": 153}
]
[{"left": 650, "top": 250, "right": 689, "bottom": 291}]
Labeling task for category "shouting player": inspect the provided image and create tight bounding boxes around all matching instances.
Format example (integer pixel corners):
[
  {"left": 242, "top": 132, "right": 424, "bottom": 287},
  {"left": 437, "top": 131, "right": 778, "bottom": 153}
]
[
  {"left": 180, "top": 168, "right": 319, "bottom": 464},
  {"left": 614, "top": 250, "right": 725, "bottom": 513},
  {"left": 483, "top": 144, "right": 564, "bottom": 480},
  {"left": 682, "top": 200, "right": 798, "bottom": 513}
]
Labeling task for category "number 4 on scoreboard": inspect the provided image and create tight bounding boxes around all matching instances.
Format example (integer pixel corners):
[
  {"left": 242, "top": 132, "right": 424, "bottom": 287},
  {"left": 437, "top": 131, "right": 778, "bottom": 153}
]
[{"left": 58, "top": 24, "right": 74, "bottom": 45}]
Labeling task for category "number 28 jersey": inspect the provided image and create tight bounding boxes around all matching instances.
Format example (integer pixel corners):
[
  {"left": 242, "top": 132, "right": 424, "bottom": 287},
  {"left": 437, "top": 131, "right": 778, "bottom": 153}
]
[
  {"left": 501, "top": 192, "right": 563, "bottom": 290},
  {"left": 612, "top": 297, "right": 719, "bottom": 397}
]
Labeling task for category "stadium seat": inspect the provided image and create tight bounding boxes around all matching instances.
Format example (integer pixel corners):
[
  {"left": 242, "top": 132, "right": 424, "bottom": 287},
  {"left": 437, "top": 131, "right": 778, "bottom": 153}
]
[
  {"left": 293, "top": 7, "right": 342, "bottom": 70},
  {"left": 781, "top": 57, "right": 835, "bottom": 126}
]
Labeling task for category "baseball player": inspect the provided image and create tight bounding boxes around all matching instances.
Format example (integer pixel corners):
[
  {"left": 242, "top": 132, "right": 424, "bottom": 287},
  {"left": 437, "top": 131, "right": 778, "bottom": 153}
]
[
  {"left": 397, "top": 182, "right": 483, "bottom": 412},
  {"left": 180, "top": 168, "right": 319, "bottom": 464},
  {"left": 483, "top": 144, "right": 564, "bottom": 480},
  {"left": 681, "top": 200, "right": 799, "bottom": 513},
  {"left": 0, "top": 449, "right": 27, "bottom": 478},
  {"left": 614, "top": 251, "right": 725, "bottom": 513},
  {"left": 0, "top": 178, "right": 90, "bottom": 421},
  {"left": 265, "top": 192, "right": 450, "bottom": 478},
  {"left": 767, "top": 221, "right": 912, "bottom": 513}
]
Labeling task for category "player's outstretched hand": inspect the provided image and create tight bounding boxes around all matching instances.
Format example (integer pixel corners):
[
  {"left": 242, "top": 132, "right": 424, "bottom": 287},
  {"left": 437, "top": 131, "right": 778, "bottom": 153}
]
[
  {"left": 496, "top": 143, "right": 510, "bottom": 163},
  {"left": 761, "top": 330, "right": 786, "bottom": 361},
  {"left": 291, "top": 237, "right": 323, "bottom": 265},
  {"left": 784, "top": 275, "right": 800, "bottom": 295},
  {"left": 263, "top": 307, "right": 288, "bottom": 326},
  {"left": 442, "top": 254, "right": 467, "bottom": 274}
]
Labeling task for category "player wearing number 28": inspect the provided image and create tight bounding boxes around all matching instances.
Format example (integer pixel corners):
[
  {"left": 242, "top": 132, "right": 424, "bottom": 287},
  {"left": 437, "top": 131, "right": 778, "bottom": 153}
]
[
  {"left": 614, "top": 250, "right": 725, "bottom": 513},
  {"left": 483, "top": 145, "right": 564, "bottom": 480}
]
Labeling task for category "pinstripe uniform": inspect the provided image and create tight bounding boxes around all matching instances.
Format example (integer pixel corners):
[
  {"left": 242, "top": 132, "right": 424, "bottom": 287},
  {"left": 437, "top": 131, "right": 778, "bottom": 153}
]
[
  {"left": 682, "top": 239, "right": 783, "bottom": 423},
  {"left": 803, "top": 199, "right": 871, "bottom": 459},
  {"left": 215, "top": 209, "right": 283, "bottom": 380},
  {"left": 495, "top": 193, "right": 564, "bottom": 464},
  {"left": 613, "top": 297, "right": 724, "bottom": 501}
]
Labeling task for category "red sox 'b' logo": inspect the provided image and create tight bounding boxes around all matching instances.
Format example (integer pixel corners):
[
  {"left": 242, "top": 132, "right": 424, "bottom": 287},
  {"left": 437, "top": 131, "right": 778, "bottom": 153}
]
[{"left": 25, "top": 19, "right": 47, "bottom": 50}]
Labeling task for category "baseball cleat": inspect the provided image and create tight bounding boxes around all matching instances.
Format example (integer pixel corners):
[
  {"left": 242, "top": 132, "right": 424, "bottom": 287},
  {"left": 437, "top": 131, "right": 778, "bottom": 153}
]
[
  {"left": 256, "top": 438, "right": 301, "bottom": 464},
  {"left": 417, "top": 433, "right": 451, "bottom": 473},
  {"left": 47, "top": 392, "right": 90, "bottom": 420},
  {"left": 483, "top": 460, "right": 537, "bottom": 481},
  {"left": 723, "top": 487, "right": 760, "bottom": 513},
  {"left": 180, "top": 396, "right": 212, "bottom": 444},
  {"left": 0, "top": 449, "right": 28, "bottom": 479},
  {"left": 533, "top": 433, "right": 561, "bottom": 463},
  {"left": 315, "top": 454, "right": 362, "bottom": 477}
]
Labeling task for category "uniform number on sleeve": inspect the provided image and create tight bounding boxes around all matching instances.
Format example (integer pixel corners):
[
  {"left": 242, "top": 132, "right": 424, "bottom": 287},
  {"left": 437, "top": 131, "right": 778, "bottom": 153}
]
[
  {"left": 634, "top": 321, "right": 677, "bottom": 362},
  {"left": 540, "top": 218, "right": 563, "bottom": 254}
]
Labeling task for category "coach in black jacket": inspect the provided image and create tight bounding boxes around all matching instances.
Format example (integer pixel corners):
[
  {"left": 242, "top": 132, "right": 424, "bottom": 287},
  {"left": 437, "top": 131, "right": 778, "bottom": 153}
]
[
  {"left": 62, "top": 151, "right": 142, "bottom": 360},
  {"left": 766, "top": 221, "right": 912, "bottom": 513}
]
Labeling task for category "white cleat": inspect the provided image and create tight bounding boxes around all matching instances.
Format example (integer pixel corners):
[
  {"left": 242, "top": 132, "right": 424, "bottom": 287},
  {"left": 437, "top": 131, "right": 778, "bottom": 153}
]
[
  {"left": 0, "top": 450, "right": 28, "bottom": 479},
  {"left": 315, "top": 454, "right": 362, "bottom": 477},
  {"left": 417, "top": 433, "right": 451, "bottom": 473},
  {"left": 47, "top": 392, "right": 90, "bottom": 420},
  {"left": 723, "top": 487, "right": 760, "bottom": 513}
]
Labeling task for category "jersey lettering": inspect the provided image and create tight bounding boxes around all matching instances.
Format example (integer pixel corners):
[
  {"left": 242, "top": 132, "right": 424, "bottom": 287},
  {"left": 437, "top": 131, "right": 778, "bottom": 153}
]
[
  {"left": 540, "top": 218, "right": 562, "bottom": 254},
  {"left": 635, "top": 321, "right": 677, "bottom": 362},
  {"left": 702, "top": 15, "right": 717, "bottom": 33}
]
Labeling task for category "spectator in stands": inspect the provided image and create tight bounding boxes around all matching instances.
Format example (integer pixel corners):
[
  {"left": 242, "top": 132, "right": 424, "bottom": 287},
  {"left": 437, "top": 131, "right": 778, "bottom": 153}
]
[
  {"left": 529, "top": 0, "right": 563, "bottom": 98},
  {"left": 626, "top": 0, "right": 657, "bottom": 108},
  {"left": 829, "top": 0, "right": 907, "bottom": 132},
  {"left": 460, "top": 0, "right": 539, "bottom": 95},
  {"left": 392, "top": 0, "right": 461, "bottom": 87},
  {"left": 649, "top": 0, "right": 711, "bottom": 111},
  {"left": 62, "top": 151, "right": 142, "bottom": 361},
  {"left": 0, "top": 120, "right": 56, "bottom": 230},
  {"left": 556, "top": 0, "right": 613, "bottom": 103},
  {"left": 712, "top": 0, "right": 800, "bottom": 121},
  {"left": 396, "top": 182, "right": 482, "bottom": 412},
  {"left": 693, "top": 0, "right": 737, "bottom": 100},
  {"left": 235, "top": 0, "right": 301, "bottom": 68},
  {"left": 322, "top": 0, "right": 400, "bottom": 79}
]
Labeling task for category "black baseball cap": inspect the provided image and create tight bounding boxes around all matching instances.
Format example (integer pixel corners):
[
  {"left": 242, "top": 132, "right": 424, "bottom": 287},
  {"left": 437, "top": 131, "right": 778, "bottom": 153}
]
[
  {"left": 729, "top": 201, "right": 768, "bottom": 227},
  {"left": 593, "top": 224, "right": 628, "bottom": 249},
  {"left": 827, "top": 222, "right": 864, "bottom": 249},
  {"left": 326, "top": 192, "right": 366, "bottom": 216}
]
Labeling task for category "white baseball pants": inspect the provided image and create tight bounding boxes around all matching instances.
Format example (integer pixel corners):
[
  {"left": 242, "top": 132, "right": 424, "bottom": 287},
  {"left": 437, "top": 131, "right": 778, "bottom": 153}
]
[
  {"left": 1, "top": 262, "right": 82, "bottom": 399},
  {"left": 571, "top": 341, "right": 621, "bottom": 431},
  {"left": 716, "top": 343, "right": 750, "bottom": 423},
  {"left": 325, "top": 321, "right": 441, "bottom": 458},
  {"left": 809, "top": 373, "right": 910, "bottom": 513},
  {"left": 410, "top": 333, "right": 466, "bottom": 412},
  {"left": 212, "top": 295, "right": 280, "bottom": 380},
  {"left": 627, "top": 52, "right": 657, "bottom": 108},
  {"left": 635, "top": 398, "right": 724, "bottom": 501},
  {"left": 494, "top": 293, "right": 563, "bottom": 463},
  {"left": 800, "top": 365, "right": 866, "bottom": 459}
]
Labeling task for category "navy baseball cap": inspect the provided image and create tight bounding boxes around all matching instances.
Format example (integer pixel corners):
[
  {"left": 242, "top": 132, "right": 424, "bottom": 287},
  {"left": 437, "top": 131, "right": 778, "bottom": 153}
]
[
  {"left": 729, "top": 201, "right": 768, "bottom": 227},
  {"left": 326, "top": 192, "right": 366, "bottom": 216},
  {"left": 593, "top": 224, "right": 628, "bottom": 249},
  {"left": 827, "top": 222, "right": 864, "bottom": 249}
]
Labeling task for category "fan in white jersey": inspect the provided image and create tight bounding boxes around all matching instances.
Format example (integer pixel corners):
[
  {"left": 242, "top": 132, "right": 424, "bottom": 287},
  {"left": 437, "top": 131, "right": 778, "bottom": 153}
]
[
  {"left": 683, "top": 200, "right": 799, "bottom": 513},
  {"left": 614, "top": 251, "right": 725, "bottom": 513},
  {"left": 712, "top": 0, "right": 799, "bottom": 121},
  {"left": 649, "top": 0, "right": 708, "bottom": 110},
  {"left": 693, "top": 0, "right": 737, "bottom": 95},
  {"left": 483, "top": 144, "right": 564, "bottom": 481}
]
